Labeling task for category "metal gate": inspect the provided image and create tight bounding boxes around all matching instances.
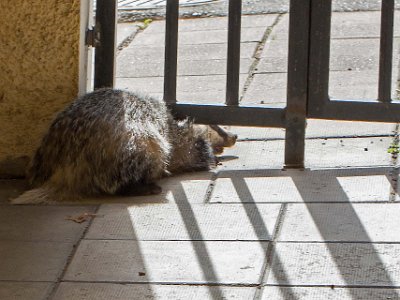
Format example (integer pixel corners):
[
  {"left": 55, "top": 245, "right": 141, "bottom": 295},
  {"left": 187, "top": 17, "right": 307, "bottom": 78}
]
[{"left": 92, "top": 0, "right": 400, "bottom": 168}]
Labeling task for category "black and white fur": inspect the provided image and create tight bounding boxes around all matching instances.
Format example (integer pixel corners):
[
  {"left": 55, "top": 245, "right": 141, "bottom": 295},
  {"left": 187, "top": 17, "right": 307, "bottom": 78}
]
[{"left": 12, "top": 89, "right": 236, "bottom": 204}]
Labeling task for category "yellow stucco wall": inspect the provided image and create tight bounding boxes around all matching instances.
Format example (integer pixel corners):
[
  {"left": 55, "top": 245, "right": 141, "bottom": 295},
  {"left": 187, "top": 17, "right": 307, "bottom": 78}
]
[{"left": 0, "top": 0, "right": 80, "bottom": 177}]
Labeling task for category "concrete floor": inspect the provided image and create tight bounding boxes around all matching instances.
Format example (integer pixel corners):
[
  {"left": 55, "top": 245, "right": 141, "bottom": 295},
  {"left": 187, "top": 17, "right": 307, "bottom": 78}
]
[{"left": 1, "top": 10, "right": 400, "bottom": 300}]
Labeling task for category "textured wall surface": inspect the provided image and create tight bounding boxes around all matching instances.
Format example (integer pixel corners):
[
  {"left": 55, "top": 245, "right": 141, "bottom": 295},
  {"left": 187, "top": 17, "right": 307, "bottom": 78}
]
[{"left": 0, "top": 0, "right": 80, "bottom": 177}]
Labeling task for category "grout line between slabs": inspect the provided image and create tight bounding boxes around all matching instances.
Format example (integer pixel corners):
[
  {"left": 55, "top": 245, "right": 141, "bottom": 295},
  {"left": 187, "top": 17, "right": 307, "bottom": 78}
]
[
  {"left": 78, "top": 239, "right": 400, "bottom": 245},
  {"left": 81, "top": 238, "right": 272, "bottom": 242},
  {"left": 46, "top": 280, "right": 400, "bottom": 289},
  {"left": 252, "top": 203, "right": 288, "bottom": 300},
  {"left": 208, "top": 201, "right": 398, "bottom": 204},
  {"left": 0, "top": 280, "right": 54, "bottom": 283},
  {"left": 389, "top": 124, "right": 399, "bottom": 202},
  {"left": 116, "top": 20, "right": 152, "bottom": 55},
  {"left": 60, "top": 280, "right": 260, "bottom": 287},
  {"left": 203, "top": 171, "right": 219, "bottom": 203},
  {"left": 45, "top": 204, "right": 102, "bottom": 300},
  {"left": 261, "top": 283, "right": 400, "bottom": 289},
  {"left": 239, "top": 13, "right": 285, "bottom": 104}
]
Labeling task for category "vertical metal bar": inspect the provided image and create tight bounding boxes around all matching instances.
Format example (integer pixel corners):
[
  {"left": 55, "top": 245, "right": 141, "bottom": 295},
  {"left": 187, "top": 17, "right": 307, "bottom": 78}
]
[
  {"left": 307, "top": 0, "right": 332, "bottom": 115},
  {"left": 226, "top": 0, "right": 242, "bottom": 106},
  {"left": 378, "top": 0, "right": 395, "bottom": 103},
  {"left": 94, "top": 0, "right": 117, "bottom": 89},
  {"left": 284, "top": 0, "right": 312, "bottom": 168},
  {"left": 164, "top": 0, "right": 179, "bottom": 104}
]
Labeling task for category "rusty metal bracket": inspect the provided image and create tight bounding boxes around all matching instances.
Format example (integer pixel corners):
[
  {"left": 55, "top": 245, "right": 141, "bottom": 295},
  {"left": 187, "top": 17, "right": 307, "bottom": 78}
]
[{"left": 85, "top": 27, "right": 99, "bottom": 47}]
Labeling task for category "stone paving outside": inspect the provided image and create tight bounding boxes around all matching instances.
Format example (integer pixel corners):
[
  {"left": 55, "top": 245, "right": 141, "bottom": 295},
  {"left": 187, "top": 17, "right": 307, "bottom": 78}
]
[{"left": 2, "top": 9, "right": 400, "bottom": 300}]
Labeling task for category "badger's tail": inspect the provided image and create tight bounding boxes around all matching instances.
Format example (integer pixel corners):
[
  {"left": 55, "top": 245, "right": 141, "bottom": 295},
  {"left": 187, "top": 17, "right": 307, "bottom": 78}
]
[{"left": 11, "top": 186, "right": 56, "bottom": 205}]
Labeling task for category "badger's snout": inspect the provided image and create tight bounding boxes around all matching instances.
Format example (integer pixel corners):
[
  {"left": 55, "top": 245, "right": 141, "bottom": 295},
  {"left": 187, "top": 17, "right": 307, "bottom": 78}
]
[
  {"left": 225, "top": 132, "right": 238, "bottom": 147},
  {"left": 208, "top": 125, "right": 237, "bottom": 154}
]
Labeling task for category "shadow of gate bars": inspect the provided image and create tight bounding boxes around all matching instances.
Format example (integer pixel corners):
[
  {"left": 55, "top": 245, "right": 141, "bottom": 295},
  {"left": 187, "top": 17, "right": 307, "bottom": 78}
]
[{"left": 92, "top": 0, "right": 400, "bottom": 169}]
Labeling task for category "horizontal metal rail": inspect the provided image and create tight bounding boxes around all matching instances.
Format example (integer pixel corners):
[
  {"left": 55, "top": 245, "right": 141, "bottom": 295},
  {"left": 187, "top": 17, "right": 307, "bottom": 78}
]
[
  {"left": 308, "top": 100, "right": 400, "bottom": 123},
  {"left": 170, "top": 103, "right": 286, "bottom": 127}
]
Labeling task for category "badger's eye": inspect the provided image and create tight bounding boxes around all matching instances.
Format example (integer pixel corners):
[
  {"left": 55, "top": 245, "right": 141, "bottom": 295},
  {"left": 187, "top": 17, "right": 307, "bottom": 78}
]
[{"left": 194, "top": 139, "right": 205, "bottom": 149}]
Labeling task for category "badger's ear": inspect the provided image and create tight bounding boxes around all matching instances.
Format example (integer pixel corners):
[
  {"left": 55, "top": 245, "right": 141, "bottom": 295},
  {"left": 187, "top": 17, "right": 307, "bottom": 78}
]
[{"left": 176, "top": 118, "right": 191, "bottom": 130}]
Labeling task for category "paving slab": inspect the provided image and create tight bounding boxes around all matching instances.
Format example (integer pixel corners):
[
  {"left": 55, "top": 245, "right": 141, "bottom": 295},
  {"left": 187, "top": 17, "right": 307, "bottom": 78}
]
[
  {"left": 260, "top": 286, "right": 400, "bottom": 300},
  {"left": 279, "top": 203, "right": 400, "bottom": 242},
  {"left": 305, "top": 136, "right": 393, "bottom": 168},
  {"left": 243, "top": 70, "right": 396, "bottom": 104},
  {"left": 258, "top": 38, "right": 400, "bottom": 73},
  {"left": 305, "top": 120, "right": 396, "bottom": 138},
  {"left": 271, "top": 11, "right": 400, "bottom": 41},
  {"left": 85, "top": 203, "right": 281, "bottom": 240},
  {"left": 116, "top": 74, "right": 247, "bottom": 104},
  {"left": 116, "top": 58, "right": 252, "bottom": 77},
  {"left": 130, "top": 27, "right": 266, "bottom": 46},
  {"left": 255, "top": 39, "right": 287, "bottom": 72},
  {"left": 116, "top": 76, "right": 164, "bottom": 99},
  {"left": 215, "top": 140, "right": 284, "bottom": 170},
  {"left": 330, "top": 11, "right": 400, "bottom": 39},
  {"left": 0, "top": 206, "right": 95, "bottom": 242},
  {"left": 267, "top": 243, "right": 400, "bottom": 286},
  {"left": 255, "top": 19, "right": 400, "bottom": 102},
  {"left": 267, "top": 13, "right": 288, "bottom": 41},
  {"left": 0, "top": 282, "right": 53, "bottom": 300},
  {"left": 0, "top": 241, "right": 73, "bottom": 281},
  {"left": 8, "top": 172, "right": 212, "bottom": 206},
  {"left": 0, "top": 179, "right": 28, "bottom": 204},
  {"left": 327, "top": 38, "right": 400, "bottom": 72},
  {"left": 329, "top": 70, "right": 393, "bottom": 100},
  {"left": 65, "top": 172, "right": 213, "bottom": 205},
  {"left": 226, "top": 126, "right": 287, "bottom": 140},
  {"left": 118, "top": 0, "right": 400, "bottom": 20},
  {"left": 64, "top": 240, "right": 268, "bottom": 284},
  {"left": 241, "top": 73, "right": 287, "bottom": 105},
  {"left": 135, "top": 172, "right": 212, "bottom": 204},
  {"left": 214, "top": 137, "right": 393, "bottom": 171},
  {"left": 225, "top": 119, "right": 395, "bottom": 141},
  {"left": 119, "top": 42, "right": 258, "bottom": 62},
  {"left": 210, "top": 167, "right": 394, "bottom": 203},
  {"left": 53, "top": 282, "right": 255, "bottom": 300},
  {"left": 125, "top": 42, "right": 258, "bottom": 61},
  {"left": 117, "top": 23, "right": 140, "bottom": 47},
  {"left": 143, "top": 14, "right": 279, "bottom": 34}
]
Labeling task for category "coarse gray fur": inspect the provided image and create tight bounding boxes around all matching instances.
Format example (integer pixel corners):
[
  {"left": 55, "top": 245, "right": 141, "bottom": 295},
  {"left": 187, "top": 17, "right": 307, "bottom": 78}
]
[{"left": 16, "top": 88, "right": 218, "bottom": 203}]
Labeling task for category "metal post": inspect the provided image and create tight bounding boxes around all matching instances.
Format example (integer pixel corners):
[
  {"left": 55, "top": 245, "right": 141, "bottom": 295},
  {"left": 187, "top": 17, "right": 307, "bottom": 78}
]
[
  {"left": 284, "top": 0, "right": 312, "bottom": 168},
  {"left": 226, "top": 0, "right": 242, "bottom": 106},
  {"left": 378, "top": 0, "right": 395, "bottom": 103},
  {"left": 307, "top": 0, "right": 332, "bottom": 117},
  {"left": 164, "top": 0, "right": 179, "bottom": 104},
  {"left": 94, "top": 0, "right": 117, "bottom": 89}
]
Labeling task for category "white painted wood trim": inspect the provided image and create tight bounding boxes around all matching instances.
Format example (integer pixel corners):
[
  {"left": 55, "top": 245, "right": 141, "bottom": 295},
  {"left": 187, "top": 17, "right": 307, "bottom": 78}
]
[{"left": 79, "top": 0, "right": 94, "bottom": 96}]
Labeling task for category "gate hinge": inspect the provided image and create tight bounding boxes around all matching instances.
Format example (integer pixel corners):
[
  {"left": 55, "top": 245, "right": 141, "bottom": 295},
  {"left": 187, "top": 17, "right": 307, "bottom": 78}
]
[{"left": 85, "top": 27, "right": 99, "bottom": 47}]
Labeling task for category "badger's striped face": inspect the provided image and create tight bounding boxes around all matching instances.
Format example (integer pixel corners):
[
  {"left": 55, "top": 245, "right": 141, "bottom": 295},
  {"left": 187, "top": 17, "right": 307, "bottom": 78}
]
[
  {"left": 192, "top": 136, "right": 216, "bottom": 170},
  {"left": 207, "top": 125, "right": 238, "bottom": 155}
]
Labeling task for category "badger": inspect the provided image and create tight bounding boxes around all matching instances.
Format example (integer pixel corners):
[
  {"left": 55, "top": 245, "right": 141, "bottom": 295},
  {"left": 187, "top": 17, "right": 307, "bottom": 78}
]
[{"left": 12, "top": 88, "right": 237, "bottom": 204}]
